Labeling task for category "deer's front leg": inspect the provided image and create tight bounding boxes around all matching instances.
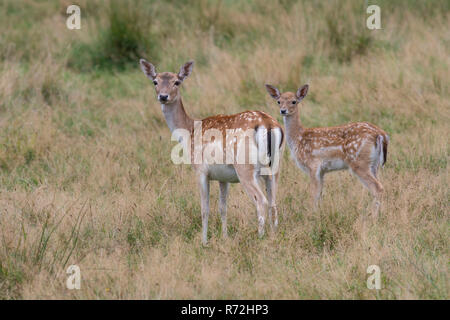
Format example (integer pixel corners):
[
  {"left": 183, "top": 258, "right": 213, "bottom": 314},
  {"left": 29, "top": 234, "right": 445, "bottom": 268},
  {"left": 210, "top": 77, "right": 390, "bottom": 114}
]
[
  {"left": 199, "top": 174, "right": 210, "bottom": 245},
  {"left": 310, "top": 165, "right": 324, "bottom": 210}
]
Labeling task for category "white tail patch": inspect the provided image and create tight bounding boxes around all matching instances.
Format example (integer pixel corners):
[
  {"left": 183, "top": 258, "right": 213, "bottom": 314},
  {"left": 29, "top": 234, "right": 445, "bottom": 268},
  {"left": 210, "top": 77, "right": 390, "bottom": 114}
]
[
  {"left": 256, "top": 126, "right": 283, "bottom": 175},
  {"left": 255, "top": 126, "right": 270, "bottom": 166},
  {"left": 269, "top": 127, "right": 283, "bottom": 172},
  {"left": 376, "top": 135, "right": 384, "bottom": 168}
]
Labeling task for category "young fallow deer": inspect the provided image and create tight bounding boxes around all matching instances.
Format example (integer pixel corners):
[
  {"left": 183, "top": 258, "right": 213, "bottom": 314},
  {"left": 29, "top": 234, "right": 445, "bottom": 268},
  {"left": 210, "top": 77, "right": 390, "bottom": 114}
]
[
  {"left": 265, "top": 84, "right": 389, "bottom": 217},
  {"left": 140, "top": 59, "right": 284, "bottom": 244}
]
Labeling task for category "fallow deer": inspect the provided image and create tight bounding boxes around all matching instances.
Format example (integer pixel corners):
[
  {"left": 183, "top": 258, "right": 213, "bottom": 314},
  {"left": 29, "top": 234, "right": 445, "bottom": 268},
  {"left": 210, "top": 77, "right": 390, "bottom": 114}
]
[
  {"left": 265, "top": 84, "right": 389, "bottom": 216},
  {"left": 140, "top": 59, "right": 284, "bottom": 244}
]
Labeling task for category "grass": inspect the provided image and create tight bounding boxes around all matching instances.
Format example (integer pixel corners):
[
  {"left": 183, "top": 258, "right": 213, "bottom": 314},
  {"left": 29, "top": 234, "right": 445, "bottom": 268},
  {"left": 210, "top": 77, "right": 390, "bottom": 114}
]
[
  {"left": 0, "top": 0, "right": 448, "bottom": 299},
  {"left": 68, "top": 0, "right": 160, "bottom": 71}
]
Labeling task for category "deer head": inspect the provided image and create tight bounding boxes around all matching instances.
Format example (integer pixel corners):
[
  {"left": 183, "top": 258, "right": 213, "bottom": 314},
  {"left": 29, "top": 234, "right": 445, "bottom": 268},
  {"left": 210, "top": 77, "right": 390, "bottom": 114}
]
[
  {"left": 265, "top": 84, "right": 309, "bottom": 116},
  {"left": 140, "top": 59, "right": 194, "bottom": 104}
]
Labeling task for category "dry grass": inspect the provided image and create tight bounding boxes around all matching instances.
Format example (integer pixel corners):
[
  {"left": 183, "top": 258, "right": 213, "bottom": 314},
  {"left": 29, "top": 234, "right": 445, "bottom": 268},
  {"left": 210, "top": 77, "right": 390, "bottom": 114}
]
[{"left": 0, "top": 0, "right": 448, "bottom": 299}]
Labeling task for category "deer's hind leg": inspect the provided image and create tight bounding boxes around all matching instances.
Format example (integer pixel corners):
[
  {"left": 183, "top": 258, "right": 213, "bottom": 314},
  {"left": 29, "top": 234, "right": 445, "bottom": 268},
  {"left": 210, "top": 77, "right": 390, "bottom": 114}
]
[
  {"left": 235, "top": 165, "right": 268, "bottom": 238},
  {"left": 218, "top": 181, "right": 229, "bottom": 238},
  {"left": 199, "top": 173, "right": 211, "bottom": 245},
  {"left": 263, "top": 171, "right": 280, "bottom": 231},
  {"left": 350, "top": 164, "right": 384, "bottom": 218}
]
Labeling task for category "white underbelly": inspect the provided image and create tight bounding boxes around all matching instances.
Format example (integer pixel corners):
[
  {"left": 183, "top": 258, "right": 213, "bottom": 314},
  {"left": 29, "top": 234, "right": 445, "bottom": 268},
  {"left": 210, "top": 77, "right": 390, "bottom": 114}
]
[
  {"left": 208, "top": 165, "right": 240, "bottom": 183},
  {"left": 322, "top": 159, "right": 348, "bottom": 172}
]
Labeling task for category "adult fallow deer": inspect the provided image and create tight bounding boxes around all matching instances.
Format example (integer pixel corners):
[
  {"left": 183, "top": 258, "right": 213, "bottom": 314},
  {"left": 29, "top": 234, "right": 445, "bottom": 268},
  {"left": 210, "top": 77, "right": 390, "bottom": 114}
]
[{"left": 140, "top": 59, "right": 284, "bottom": 244}]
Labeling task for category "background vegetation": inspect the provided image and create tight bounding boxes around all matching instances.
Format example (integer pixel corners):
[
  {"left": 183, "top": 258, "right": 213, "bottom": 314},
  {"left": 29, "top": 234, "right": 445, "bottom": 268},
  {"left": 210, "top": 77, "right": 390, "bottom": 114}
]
[{"left": 0, "top": 0, "right": 448, "bottom": 299}]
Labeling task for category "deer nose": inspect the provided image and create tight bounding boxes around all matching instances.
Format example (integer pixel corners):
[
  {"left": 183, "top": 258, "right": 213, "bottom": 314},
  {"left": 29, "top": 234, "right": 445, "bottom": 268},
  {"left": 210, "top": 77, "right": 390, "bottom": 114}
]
[
  {"left": 280, "top": 109, "right": 287, "bottom": 115},
  {"left": 159, "top": 94, "right": 168, "bottom": 102}
]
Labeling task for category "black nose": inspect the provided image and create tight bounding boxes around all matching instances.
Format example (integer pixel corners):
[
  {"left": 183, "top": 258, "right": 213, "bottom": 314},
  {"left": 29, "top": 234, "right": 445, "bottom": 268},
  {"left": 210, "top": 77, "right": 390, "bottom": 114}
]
[
  {"left": 159, "top": 95, "right": 168, "bottom": 101},
  {"left": 280, "top": 109, "right": 287, "bottom": 115}
]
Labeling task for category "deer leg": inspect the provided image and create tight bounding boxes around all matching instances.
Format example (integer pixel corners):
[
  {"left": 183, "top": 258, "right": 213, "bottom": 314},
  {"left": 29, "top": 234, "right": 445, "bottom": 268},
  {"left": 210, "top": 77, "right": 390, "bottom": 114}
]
[
  {"left": 264, "top": 172, "right": 280, "bottom": 231},
  {"left": 218, "top": 181, "right": 229, "bottom": 238},
  {"left": 199, "top": 174, "right": 210, "bottom": 245},
  {"left": 351, "top": 166, "right": 384, "bottom": 218},
  {"left": 310, "top": 166, "right": 324, "bottom": 210},
  {"left": 235, "top": 166, "right": 268, "bottom": 238},
  {"left": 370, "top": 163, "right": 379, "bottom": 178}
]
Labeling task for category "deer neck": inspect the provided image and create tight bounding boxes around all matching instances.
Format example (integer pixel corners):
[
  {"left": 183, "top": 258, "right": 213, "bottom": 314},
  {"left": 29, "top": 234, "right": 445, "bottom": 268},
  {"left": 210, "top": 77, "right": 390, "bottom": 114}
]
[
  {"left": 283, "top": 109, "right": 304, "bottom": 146},
  {"left": 161, "top": 97, "right": 194, "bottom": 134}
]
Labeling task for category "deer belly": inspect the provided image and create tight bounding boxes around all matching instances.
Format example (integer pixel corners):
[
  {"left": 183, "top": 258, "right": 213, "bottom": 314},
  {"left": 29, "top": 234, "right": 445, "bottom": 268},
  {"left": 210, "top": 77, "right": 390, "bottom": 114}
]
[
  {"left": 208, "top": 165, "right": 240, "bottom": 183},
  {"left": 322, "top": 159, "right": 348, "bottom": 172},
  {"left": 294, "top": 158, "right": 310, "bottom": 174}
]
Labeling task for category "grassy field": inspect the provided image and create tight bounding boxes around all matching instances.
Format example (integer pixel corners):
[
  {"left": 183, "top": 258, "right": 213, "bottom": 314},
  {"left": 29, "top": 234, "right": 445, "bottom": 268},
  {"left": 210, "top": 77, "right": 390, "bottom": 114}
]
[{"left": 0, "top": 0, "right": 448, "bottom": 299}]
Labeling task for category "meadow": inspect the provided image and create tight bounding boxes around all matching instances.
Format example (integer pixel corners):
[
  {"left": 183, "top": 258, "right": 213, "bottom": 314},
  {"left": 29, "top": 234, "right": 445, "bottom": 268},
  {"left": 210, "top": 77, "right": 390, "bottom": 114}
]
[{"left": 0, "top": 0, "right": 448, "bottom": 299}]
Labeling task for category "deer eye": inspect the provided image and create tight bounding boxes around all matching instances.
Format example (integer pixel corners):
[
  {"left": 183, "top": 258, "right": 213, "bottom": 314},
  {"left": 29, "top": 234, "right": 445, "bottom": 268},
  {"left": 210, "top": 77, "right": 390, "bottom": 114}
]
[
  {"left": 277, "top": 101, "right": 280, "bottom": 105},
  {"left": 153, "top": 81, "right": 158, "bottom": 85},
  {"left": 174, "top": 80, "right": 181, "bottom": 86},
  {"left": 292, "top": 101, "right": 297, "bottom": 104}
]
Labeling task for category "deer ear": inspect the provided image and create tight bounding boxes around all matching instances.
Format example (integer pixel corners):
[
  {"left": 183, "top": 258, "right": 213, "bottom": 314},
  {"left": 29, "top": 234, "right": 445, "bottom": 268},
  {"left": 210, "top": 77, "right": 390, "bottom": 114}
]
[
  {"left": 296, "top": 84, "right": 309, "bottom": 101},
  {"left": 140, "top": 59, "right": 157, "bottom": 80},
  {"left": 178, "top": 61, "right": 194, "bottom": 81},
  {"left": 265, "top": 84, "right": 281, "bottom": 100}
]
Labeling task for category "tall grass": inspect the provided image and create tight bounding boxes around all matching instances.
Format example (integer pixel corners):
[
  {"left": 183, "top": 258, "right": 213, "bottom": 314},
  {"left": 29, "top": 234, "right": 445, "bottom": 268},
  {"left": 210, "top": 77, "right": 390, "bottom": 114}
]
[
  {"left": 324, "top": 1, "right": 374, "bottom": 63},
  {"left": 68, "top": 0, "right": 159, "bottom": 71}
]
